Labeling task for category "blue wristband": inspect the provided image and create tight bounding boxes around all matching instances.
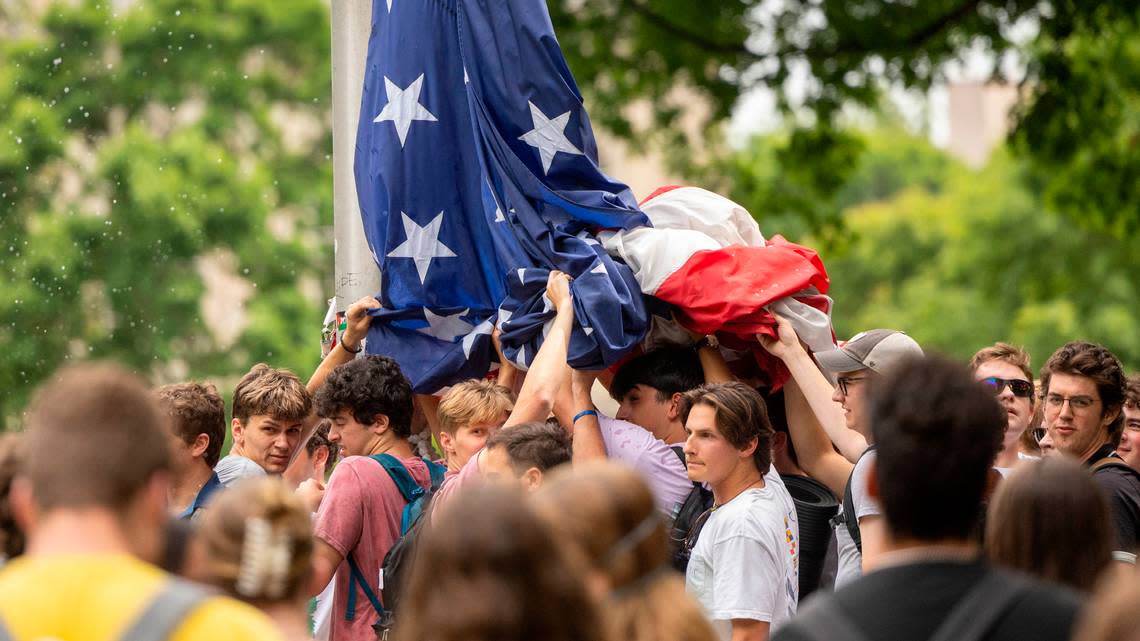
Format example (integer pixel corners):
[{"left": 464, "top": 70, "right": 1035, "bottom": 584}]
[{"left": 572, "top": 409, "right": 599, "bottom": 425}]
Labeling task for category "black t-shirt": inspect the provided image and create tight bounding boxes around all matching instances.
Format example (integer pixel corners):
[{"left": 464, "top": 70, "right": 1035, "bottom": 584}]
[
  {"left": 773, "top": 560, "right": 1083, "bottom": 641},
  {"left": 1086, "top": 443, "right": 1140, "bottom": 553}
]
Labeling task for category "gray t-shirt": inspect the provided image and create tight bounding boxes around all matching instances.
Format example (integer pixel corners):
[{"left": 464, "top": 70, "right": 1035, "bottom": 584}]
[
  {"left": 214, "top": 454, "right": 266, "bottom": 487},
  {"left": 834, "top": 448, "right": 880, "bottom": 588}
]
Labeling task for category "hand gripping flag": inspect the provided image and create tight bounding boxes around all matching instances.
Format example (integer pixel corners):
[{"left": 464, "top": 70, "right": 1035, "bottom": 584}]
[
  {"left": 601, "top": 186, "right": 835, "bottom": 389},
  {"left": 354, "top": 0, "right": 649, "bottom": 392}
]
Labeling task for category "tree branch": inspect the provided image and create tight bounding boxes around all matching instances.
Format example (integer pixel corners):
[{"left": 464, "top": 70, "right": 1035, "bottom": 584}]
[{"left": 619, "top": 0, "right": 759, "bottom": 59}]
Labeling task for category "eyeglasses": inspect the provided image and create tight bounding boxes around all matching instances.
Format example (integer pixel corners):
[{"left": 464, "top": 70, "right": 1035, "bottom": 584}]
[
  {"left": 836, "top": 376, "right": 869, "bottom": 396},
  {"left": 979, "top": 377, "right": 1034, "bottom": 398},
  {"left": 1032, "top": 426, "right": 1047, "bottom": 445},
  {"left": 1044, "top": 394, "right": 1098, "bottom": 412}
]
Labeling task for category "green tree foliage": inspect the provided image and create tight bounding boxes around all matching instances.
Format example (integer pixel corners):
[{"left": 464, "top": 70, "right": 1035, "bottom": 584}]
[
  {"left": 0, "top": 0, "right": 332, "bottom": 424},
  {"left": 814, "top": 132, "right": 1140, "bottom": 371},
  {"left": 549, "top": 0, "right": 1140, "bottom": 237}
]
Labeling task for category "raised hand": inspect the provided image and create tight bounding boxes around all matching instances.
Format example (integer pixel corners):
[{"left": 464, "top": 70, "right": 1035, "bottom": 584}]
[
  {"left": 545, "top": 270, "right": 572, "bottom": 312},
  {"left": 343, "top": 296, "right": 381, "bottom": 350}
]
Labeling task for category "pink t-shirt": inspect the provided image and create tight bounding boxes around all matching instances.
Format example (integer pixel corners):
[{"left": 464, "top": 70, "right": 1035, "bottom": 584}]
[
  {"left": 314, "top": 455, "right": 431, "bottom": 641},
  {"left": 429, "top": 449, "right": 483, "bottom": 522}
]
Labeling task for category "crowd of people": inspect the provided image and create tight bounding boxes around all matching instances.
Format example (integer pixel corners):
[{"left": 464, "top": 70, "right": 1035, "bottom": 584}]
[{"left": 1, "top": 269, "right": 1140, "bottom": 641}]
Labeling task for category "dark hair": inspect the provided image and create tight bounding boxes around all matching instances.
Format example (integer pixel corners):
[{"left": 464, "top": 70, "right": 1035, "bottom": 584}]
[
  {"left": 678, "top": 382, "right": 773, "bottom": 474},
  {"left": 1041, "top": 341, "right": 1126, "bottom": 444},
  {"left": 1124, "top": 375, "right": 1140, "bottom": 411},
  {"left": 306, "top": 419, "right": 338, "bottom": 467},
  {"left": 314, "top": 356, "right": 414, "bottom": 438},
  {"left": 986, "top": 457, "right": 1112, "bottom": 592},
  {"left": 0, "top": 434, "right": 25, "bottom": 559},
  {"left": 25, "top": 364, "right": 172, "bottom": 512},
  {"left": 870, "top": 355, "right": 1005, "bottom": 542},
  {"left": 765, "top": 389, "right": 797, "bottom": 467},
  {"left": 155, "top": 382, "right": 227, "bottom": 468},
  {"left": 611, "top": 347, "right": 703, "bottom": 402},
  {"left": 396, "top": 485, "right": 601, "bottom": 641},
  {"left": 484, "top": 421, "right": 571, "bottom": 474}
]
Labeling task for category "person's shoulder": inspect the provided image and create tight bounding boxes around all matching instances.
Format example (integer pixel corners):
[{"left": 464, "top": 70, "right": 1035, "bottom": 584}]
[
  {"left": 172, "top": 595, "right": 284, "bottom": 641},
  {"left": 996, "top": 569, "right": 1084, "bottom": 640}
]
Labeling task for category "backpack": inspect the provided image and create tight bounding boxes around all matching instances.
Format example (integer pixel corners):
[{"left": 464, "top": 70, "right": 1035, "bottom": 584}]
[
  {"left": 0, "top": 579, "right": 210, "bottom": 641},
  {"left": 344, "top": 454, "right": 447, "bottom": 640},
  {"left": 668, "top": 445, "right": 715, "bottom": 572}
]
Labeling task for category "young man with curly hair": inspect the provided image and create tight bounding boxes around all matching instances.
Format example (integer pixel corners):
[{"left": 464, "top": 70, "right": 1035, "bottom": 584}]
[
  {"left": 301, "top": 354, "right": 425, "bottom": 641},
  {"left": 155, "top": 382, "right": 227, "bottom": 520}
]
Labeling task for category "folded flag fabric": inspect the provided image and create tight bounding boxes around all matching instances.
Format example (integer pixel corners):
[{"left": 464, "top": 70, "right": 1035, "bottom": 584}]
[
  {"left": 354, "top": 0, "right": 649, "bottom": 392},
  {"left": 600, "top": 186, "right": 835, "bottom": 389}
]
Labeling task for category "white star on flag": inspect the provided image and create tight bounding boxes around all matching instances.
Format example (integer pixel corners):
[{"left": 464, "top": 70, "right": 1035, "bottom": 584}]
[
  {"left": 419, "top": 308, "right": 474, "bottom": 342},
  {"left": 518, "top": 101, "right": 583, "bottom": 174},
  {"left": 374, "top": 74, "right": 438, "bottom": 148},
  {"left": 386, "top": 0, "right": 392, "bottom": 11},
  {"left": 386, "top": 212, "right": 456, "bottom": 284},
  {"left": 462, "top": 318, "right": 495, "bottom": 358}
]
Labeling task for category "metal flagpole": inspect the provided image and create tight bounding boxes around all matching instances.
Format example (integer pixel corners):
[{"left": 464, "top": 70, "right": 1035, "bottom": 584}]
[{"left": 330, "top": 0, "right": 381, "bottom": 312}]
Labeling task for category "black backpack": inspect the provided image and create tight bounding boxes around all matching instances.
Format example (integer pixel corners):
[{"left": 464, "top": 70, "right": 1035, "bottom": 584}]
[
  {"left": 344, "top": 454, "right": 447, "bottom": 640},
  {"left": 668, "top": 445, "right": 715, "bottom": 572}
]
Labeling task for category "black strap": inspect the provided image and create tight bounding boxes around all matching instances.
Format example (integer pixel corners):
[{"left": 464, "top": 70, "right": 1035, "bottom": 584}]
[
  {"left": 118, "top": 579, "right": 211, "bottom": 641},
  {"left": 793, "top": 570, "right": 1029, "bottom": 641},
  {"left": 837, "top": 446, "right": 876, "bottom": 555},
  {"left": 927, "top": 571, "right": 1029, "bottom": 641},
  {"left": 669, "top": 445, "right": 686, "bottom": 467}
]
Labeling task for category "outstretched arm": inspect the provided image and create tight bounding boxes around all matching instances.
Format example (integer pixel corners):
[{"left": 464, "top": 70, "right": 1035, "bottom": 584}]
[
  {"left": 759, "top": 315, "right": 867, "bottom": 461},
  {"left": 306, "top": 296, "right": 379, "bottom": 395},
  {"left": 504, "top": 271, "right": 574, "bottom": 428}
]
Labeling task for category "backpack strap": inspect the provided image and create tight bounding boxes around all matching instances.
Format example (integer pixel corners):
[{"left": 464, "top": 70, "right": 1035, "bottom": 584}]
[
  {"left": 345, "top": 552, "right": 386, "bottom": 623},
  {"left": 344, "top": 455, "right": 446, "bottom": 623},
  {"left": 118, "top": 579, "right": 211, "bottom": 641},
  {"left": 791, "top": 593, "right": 874, "bottom": 641},
  {"left": 927, "top": 570, "right": 1030, "bottom": 641},
  {"left": 669, "top": 445, "right": 686, "bottom": 467},
  {"left": 834, "top": 446, "right": 876, "bottom": 555}
]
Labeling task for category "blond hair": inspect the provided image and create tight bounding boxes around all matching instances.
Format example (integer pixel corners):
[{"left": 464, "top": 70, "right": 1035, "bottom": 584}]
[
  {"left": 198, "top": 477, "right": 313, "bottom": 604},
  {"left": 534, "top": 461, "right": 718, "bottom": 641},
  {"left": 436, "top": 379, "right": 513, "bottom": 434},
  {"left": 232, "top": 364, "right": 311, "bottom": 423}
]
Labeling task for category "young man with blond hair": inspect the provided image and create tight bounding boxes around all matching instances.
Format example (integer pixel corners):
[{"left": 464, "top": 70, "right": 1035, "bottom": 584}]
[
  {"left": 436, "top": 379, "right": 513, "bottom": 473},
  {"left": 969, "top": 342, "right": 1038, "bottom": 470},
  {"left": 0, "top": 364, "right": 281, "bottom": 640},
  {"left": 215, "top": 363, "right": 312, "bottom": 486},
  {"left": 156, "top": 382, "right": 227, "bottom": 520}
]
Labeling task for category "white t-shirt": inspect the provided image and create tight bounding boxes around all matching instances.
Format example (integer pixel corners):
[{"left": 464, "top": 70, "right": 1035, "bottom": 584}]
[
  {"left": 597, "top": 416, "right": 693, "bottom": 519},
  {"left": 214, "top": 454, "right": 266, "bottom": 487},
  {"left": 834, "top": 449, "right": 880, "bottom": 587},
  {"left": 686, "top": 467, "right": 799, "bottom": 640}
]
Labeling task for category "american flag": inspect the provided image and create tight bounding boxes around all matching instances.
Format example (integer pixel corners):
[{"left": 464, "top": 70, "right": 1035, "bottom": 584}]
[{"left": 353, "top": 0, "right": 650, "bottom": 392}]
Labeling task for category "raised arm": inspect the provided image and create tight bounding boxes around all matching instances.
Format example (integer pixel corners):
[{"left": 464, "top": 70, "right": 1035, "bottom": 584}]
[
  {"left": 306, "top": 296, "right": 379, "bottom": 395},
  {"left": 564, "top": 368, "right": 607, "bottom": 461},
  {"left": 504, "top": 271, "right": 574, "bottom": 427},
  {"left": 696, "top": 336, "right": 734, "bottom": 384},
  {"left": 760, "top": 315, "right": 867, "bottom": 461}
]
